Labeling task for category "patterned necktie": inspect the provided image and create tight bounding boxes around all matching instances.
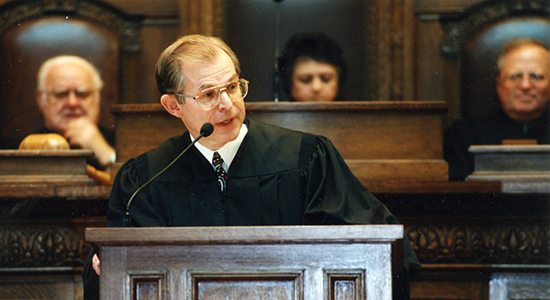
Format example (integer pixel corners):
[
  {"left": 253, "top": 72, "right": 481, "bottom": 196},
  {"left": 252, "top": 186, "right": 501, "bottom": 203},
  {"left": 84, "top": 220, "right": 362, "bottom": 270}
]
[{"left": 212, "top": 151, "right": 227, "bottom": 192}]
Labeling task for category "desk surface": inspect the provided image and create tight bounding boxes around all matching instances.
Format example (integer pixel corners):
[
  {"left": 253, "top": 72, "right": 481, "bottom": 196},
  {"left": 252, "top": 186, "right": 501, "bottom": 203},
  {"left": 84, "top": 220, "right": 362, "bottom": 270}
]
[{"left": 0, "top": 181, "right": 501, "bottom": 199}]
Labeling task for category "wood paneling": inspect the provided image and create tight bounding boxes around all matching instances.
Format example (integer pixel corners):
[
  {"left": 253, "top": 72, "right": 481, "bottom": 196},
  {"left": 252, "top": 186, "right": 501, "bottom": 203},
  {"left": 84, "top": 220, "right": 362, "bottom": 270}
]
[
  {"left": 111, "top": 102, "right": 449, "bottom": 182},
  {"left": 0, "top": 272, "right": 83, "bottom": 300},
  {"left": 87, "top": 226, "right": 405, "bottom": 300}
]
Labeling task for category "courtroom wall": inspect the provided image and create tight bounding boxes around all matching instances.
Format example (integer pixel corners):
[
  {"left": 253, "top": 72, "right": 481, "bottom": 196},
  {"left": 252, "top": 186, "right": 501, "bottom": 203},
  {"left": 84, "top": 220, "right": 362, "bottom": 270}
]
[{"left": 0, "top": 0, "right": 501, "bottom": 128}]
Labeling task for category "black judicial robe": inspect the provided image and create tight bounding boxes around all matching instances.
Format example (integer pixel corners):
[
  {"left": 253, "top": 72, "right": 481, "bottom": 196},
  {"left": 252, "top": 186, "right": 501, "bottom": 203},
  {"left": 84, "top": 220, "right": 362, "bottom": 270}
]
[
  {"left": 444, "top": 108, "right": 550, "bottom": 181},
  {"left": 83, "top": 119, "right": 420, "bottom": 299}
]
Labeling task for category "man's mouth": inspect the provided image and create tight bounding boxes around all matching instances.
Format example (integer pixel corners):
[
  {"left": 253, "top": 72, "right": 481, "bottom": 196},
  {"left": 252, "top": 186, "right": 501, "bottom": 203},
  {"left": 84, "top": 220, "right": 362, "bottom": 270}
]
[
  {"left": 516, "top": 96, "right": 534, "bottom": 102},
  {"left": 62, "top": 113, "right": 82, "bottom": 119},
  {"left": 220, "top": 119, "right": 232, "bottom": 125}
]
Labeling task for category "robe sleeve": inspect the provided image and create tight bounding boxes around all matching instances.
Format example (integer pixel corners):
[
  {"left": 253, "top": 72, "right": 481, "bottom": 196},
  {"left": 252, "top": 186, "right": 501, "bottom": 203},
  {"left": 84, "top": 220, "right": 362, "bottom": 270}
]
[
  {"left": 106, "top": 156, "right": 167, "bottom": 228},
  {"left": 301, "top": 135, "right": 421, "bottom": 284},
  {"left": 443, "top": 119, "right": 475, "bottom": 181},
  {"left": 82, "top": 155, "right": 166, "bottom": 300}
]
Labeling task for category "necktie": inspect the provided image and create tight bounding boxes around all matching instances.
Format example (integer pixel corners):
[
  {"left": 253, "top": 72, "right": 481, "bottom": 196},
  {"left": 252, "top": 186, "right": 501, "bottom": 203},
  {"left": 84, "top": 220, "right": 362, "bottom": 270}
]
[{"left": 212, "top": 151, "right": 227, "bottom": 192}]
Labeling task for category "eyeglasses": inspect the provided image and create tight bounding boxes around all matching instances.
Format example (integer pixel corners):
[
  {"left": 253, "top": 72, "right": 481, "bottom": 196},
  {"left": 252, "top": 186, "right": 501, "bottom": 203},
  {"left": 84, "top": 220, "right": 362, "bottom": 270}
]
[
  {"left": 44, "top": 89, "right": 96, "bottom": 102},
  {"left": 501, "top": 72, "right": 547, "bottom": 86},
  {"left": 174, "top": 78, "right": 249, "bottom": 110}
]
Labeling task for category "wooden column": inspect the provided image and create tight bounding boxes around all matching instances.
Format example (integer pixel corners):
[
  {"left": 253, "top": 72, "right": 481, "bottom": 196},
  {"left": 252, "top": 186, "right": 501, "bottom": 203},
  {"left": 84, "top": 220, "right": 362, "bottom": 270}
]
[
  {"left": 367, "top": 0, "right": 415, "bottom": 100},
  {"left": 177, "top": 0, "right": 226, "bottom": 39}
]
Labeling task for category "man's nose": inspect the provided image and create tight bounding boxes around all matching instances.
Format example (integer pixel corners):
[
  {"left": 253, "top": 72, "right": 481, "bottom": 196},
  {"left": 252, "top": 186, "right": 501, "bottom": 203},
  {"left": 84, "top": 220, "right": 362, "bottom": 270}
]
[
  {"left": 66, "top": 91, "right": 80, "bottom": 105},
  {"left": 217, "top": 89, "right": 233, "bottom": 110},
  {"left": 518, "top": 76, "right": 533, "bottom": 89}
]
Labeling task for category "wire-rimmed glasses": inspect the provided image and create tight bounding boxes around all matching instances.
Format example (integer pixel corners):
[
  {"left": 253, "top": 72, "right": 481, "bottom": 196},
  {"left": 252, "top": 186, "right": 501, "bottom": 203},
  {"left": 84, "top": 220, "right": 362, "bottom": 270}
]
[
  {"left": 501, "top": 72, "right": 547, "bottom": 86},
  {"left": 44, "top": 89, "right": 96, "bottom": 103},
  {"left": 174, "top": 78, "right": 249, "bottom": 110}
]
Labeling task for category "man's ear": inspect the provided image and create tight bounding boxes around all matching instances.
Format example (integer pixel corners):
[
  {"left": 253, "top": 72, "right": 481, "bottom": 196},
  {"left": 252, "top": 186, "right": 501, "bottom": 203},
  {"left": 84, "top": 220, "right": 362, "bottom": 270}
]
[
  {"left": 160, "top": 94, "right": 183, "bottom": 118},
  {"left": 496, "top": 76, "right": 503, "bottom": 95},
  {"left": 36, "top": 92, "right": 47, "bottom": 112}
]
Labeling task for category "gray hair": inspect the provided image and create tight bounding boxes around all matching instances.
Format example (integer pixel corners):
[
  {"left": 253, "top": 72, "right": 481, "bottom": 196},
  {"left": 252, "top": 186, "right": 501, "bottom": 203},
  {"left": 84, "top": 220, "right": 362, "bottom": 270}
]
[
  {"left": 37, "top": 55, "right": 103, "bottom": 106},
  {"left": 37, "top": 55, "right": 103, "bottom": 91}
]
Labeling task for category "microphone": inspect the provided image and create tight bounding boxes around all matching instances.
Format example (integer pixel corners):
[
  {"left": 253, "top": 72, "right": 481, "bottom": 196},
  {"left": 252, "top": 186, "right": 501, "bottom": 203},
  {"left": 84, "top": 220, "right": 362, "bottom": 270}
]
[{"left": 123, "top": 123, "right": 214, "bottom": 227}]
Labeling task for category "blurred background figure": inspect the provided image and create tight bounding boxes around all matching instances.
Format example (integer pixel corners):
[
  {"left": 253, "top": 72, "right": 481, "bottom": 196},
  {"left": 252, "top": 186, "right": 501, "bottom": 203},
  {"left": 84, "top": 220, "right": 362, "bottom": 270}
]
[
  {"left": 36, "top": 55, "right": 116, "bottom": 170},
  {"left": 279, "top": 32, "right": 347, "bottom": 102},
  {"left": 444, "top": 38, "right": 550, "bottom": 181}
]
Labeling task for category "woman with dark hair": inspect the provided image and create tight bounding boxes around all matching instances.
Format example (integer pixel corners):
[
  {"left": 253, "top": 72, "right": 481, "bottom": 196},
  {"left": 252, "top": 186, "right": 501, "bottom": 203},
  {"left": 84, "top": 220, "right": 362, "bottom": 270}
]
[{"left": 279, "top": 32, "right": 347, "bottom": 102}]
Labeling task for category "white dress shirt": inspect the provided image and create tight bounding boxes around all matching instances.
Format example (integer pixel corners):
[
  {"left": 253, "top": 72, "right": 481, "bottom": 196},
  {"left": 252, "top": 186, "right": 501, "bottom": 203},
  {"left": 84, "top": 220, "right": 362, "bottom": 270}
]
[{"left": 191, "top": 123, "right": 249, "bottom": 172}]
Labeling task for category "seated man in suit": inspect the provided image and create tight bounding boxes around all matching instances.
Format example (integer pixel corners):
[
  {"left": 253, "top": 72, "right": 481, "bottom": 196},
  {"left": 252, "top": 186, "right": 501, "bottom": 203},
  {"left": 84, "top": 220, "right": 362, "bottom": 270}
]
[
  {"left": 36, "top": 55, "right": 115, "bottom": 170},
  {"left": 83, "top": 34, "right": 420, "bottom": 299},
  {"left": 444, "top": 38, "right": 550, "bottom": 180},
  {"left": 279, "top": 32, "right": 347, "bottom": 102}
]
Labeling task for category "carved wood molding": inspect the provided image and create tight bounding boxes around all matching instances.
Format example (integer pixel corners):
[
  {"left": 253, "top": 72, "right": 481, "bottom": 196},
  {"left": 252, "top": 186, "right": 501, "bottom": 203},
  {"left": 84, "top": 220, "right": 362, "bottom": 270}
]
[
  {"left": 0, "top": 221, "right": 547, "bottom": 267},
  {"left": 406, "top": 222, "right": 550, "bottom": 264},
  {"left": 0, "top": 0, "right": 142, "bottom": 103},
  {"left": 0, "top": 0, "right": 142, "bottom": 53},
  {"left": 0, "top": 226, "right": 90, "bottom": 268},
  {"left": 440, "top": 0, "right": 550, "bottom": 57}
]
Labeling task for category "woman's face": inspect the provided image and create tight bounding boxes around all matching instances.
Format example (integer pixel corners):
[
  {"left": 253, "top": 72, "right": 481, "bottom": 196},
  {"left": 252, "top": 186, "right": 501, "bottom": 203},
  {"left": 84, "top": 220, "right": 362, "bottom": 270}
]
[{"left": 291, "top": 57, "right": 339, "bottom": 102}]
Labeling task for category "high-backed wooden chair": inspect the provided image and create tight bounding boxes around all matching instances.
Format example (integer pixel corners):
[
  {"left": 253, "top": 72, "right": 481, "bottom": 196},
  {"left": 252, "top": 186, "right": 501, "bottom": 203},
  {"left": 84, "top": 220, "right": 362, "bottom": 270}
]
[
  {"left": 440, "top": 0, "right": 550, "bottom": 120},
  {"left": 0, "top": 0, "right": 142, "bottom": 148}
]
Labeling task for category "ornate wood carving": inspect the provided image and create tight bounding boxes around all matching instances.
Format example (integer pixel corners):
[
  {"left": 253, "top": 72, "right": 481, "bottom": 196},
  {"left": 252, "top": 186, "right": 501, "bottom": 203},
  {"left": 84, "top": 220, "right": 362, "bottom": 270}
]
[
  {"left": 440, "top": 0, "right": 550, "bottom": 57},
  {"left": 0, "top": 0, "right": 141, "bottom": 53},
  {"left": 43, "top": 0, "right": 77, "bottom": 11},
  {"left": 0, "top": 226, "right": 90, "bottom": 268},
  {"left": 0, "top": 220, "right": 547, "bottom": 267},
  {"left": 406, "top": 223, "right": 550, "bottom": 264}
]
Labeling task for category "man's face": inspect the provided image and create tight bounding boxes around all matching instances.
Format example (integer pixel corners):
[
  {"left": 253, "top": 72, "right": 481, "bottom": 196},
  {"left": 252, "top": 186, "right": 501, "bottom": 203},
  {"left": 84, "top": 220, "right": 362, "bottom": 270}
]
[
  {"left": 496, "top": 44, "right": 550, "bottom": 122},
  {"left": 38, "top": 63, "right": 100, "bottom": 133},
  {"left": 176, "top": 50, "right": 246, "bottom": 150},
  {"left": 291, "top": 57, "right": 339, "bottom": 102}
]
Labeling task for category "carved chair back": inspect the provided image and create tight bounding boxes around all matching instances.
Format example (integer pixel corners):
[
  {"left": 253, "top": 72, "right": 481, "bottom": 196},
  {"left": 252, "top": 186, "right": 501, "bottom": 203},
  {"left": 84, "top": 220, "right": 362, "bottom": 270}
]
[
  {"left": 0, "top": 0, "right": 141, "bottom": 148},
  {"left": 440, "top": 0, "right": 550, "bottom": 119}
]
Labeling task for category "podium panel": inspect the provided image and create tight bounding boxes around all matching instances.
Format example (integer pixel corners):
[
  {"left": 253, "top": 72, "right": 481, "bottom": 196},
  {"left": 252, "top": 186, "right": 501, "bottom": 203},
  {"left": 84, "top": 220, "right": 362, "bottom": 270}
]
[{"left": 86, "top": 225, "right": 404, "bottom": 300}]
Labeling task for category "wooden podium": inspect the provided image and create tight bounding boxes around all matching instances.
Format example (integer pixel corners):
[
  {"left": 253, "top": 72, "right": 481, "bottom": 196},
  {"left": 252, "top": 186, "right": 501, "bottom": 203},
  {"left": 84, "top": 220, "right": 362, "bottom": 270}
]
[{"left": 86, "top": 225, "right": 405, "bottom": 300}]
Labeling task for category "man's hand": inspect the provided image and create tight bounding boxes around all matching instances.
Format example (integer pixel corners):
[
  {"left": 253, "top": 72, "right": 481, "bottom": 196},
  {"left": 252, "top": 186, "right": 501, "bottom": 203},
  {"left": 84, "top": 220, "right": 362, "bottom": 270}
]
[
  {"left": 92, "top": 253, "right": 101, "bottom": 276},
  {"left": 64, "top": 118, "right": 115, "bottom": 169}
]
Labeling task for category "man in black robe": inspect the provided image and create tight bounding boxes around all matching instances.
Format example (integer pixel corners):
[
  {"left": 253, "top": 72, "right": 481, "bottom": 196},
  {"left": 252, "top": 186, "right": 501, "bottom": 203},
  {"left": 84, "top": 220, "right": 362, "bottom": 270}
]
[
  {"left": 83, "top": 34, "right": 420, "bottom": 299},
  {"left": 444, "top": 38, "right": 550, "bottom": 181}
]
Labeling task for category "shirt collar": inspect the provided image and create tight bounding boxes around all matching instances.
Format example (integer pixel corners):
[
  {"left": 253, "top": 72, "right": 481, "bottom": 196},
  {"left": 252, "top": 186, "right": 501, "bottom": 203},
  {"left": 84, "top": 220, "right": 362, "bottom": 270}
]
[{"left": 191, "top": 123, "right": 248, "bottom": 171}]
